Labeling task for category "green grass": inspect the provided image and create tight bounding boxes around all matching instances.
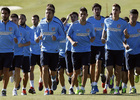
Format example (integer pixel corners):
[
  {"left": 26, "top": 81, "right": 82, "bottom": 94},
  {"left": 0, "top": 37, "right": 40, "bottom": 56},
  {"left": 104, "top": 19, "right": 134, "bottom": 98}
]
[{"left": 0, "top": 0, "right": 140, "bottom": 99}]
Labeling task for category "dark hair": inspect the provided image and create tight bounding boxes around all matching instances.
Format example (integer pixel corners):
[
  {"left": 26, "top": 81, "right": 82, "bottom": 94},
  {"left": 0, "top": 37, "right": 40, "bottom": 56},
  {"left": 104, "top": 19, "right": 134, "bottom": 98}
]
[
  {"left": 20, "top": 14, "right": 26, "bottom": 19},
  {"left": 11, "top": 13, "right": 18, "bottom": 19},
  {"left": 70, "top": 12, "right": 78, "bottom": 17},
  {"left": 112, "top": 3, "right": 121, "bottom": 11},
  {"left": 123, "top": 17, "right": 129, "bottom": 22},
  {"left": 61, "top": 17, "right": 66, "bottom": 23},
  {"left": 1, "top": 7, "right": 10, "bottom": 14},
  {"left": 79, "top": 7, "right": 88, "bottom": 14},
  {"left": 130, "top": 9, "right": 139, "bottom": 15},
  {"left": 92, "top": 3, "right": 102, "bottom": 11},
  {"left": 47, "top": 4, "right": 55, "bottom": 13},
  {"left": 32, "top": 15, "right": 39, "bottom": 20},
  {"left": 46, "top": 8, "right": 55, "bottom": 14}
]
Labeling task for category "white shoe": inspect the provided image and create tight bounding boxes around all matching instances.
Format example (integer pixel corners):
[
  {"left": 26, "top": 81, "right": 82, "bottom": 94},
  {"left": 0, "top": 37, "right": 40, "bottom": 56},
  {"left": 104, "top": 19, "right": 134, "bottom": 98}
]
[{"left": 13, "top": 89, "right": 17, "bottom": 96}]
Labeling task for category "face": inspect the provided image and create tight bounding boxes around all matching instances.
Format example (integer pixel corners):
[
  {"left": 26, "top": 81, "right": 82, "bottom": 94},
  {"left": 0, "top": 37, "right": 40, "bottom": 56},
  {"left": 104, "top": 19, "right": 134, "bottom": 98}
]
[
  {"left": 112, "top": 6, "right": 121, "bottom": 17},
  {"left": 129, "top": 14, "right": 138, "bottom": 23},
  {"left": 32, "top": 17, "right": 39, "bottom": 26},
  {"left": 70, "top": 14, "right": 78, "bottom": 22},
  {"left": 1, "top": 10, "right": 10, "bottom": 21},
  {"left": 10, "top": 17, "right": 19, "bottom": 25},
  {"left": 45, "top": 9, "right": 54, "bottom": 21},
  {"left": 19, "top": 15, "right": 26, "bottom": 26},
  {"left": 93, "top": 7, "right": 101, "bottom": 16},
  {"left": 79, "top": 11, "right": 88, "bottom": 22}
]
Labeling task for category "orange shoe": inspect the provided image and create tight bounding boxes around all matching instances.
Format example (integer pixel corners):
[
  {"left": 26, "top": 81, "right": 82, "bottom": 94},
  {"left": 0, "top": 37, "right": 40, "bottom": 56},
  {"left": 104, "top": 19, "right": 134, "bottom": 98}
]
[
  {"left": 103, "top": 88, "right": 107, "bottom": 94},
  {"left": 102, "top": 83, "right": 105, "bottom": 88},
  {"left": 21, "top": 89, "right": 27, "bottom": 95}
]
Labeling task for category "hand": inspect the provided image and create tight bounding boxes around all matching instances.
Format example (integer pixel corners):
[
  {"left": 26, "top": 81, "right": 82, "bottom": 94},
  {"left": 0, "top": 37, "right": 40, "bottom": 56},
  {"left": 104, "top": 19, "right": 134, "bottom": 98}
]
[
  {"left": 101, "top": 38, "right": 106, "bottom": 44},
  {"left": 72, "top": 41, "right": 78, "bottom": 47},
  {"left": 124, "top": 29, "right": 129, "bottom": 39},
  {"left": 52, "top": 35, "right": 56, "bottom": 41},
  {"left": 18, "top": 43, "right": 23, "bottom": 47},
  {"left": 90, "top": 37, "right": 95, "bottom": 42},
  {"left": 14, "top": 38, "right": 18, "bottom": 43},
  {"left": 36, "top": 36, "right": 42, "bottom": 43}
]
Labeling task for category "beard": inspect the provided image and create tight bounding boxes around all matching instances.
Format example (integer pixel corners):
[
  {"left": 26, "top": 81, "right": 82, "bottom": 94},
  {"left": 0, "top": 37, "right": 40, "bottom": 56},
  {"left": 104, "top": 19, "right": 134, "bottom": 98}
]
[
  {"left": 20, "top": 22, "right": 25, "bottom": 26},
  {"left": 2, "top": 17, "right": 9, "bottom": 22}
]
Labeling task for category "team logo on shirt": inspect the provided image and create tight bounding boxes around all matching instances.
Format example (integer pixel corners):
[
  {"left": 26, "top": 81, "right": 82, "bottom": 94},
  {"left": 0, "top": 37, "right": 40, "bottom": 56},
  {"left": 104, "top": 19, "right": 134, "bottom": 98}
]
[
  {"left": 9, "top": 27, "right": 12, "bottom": 31},
  {"left": 52, "top": 27, "right": 55, "bottom": 31},
  {"left": 137, "top": 29, "right": 140, "bottom": 33},
  {"left": 117, "top": 24, "right": 121, "bottom": 28},
  {"left": 86, "top": 29, "right": 90, "bottom": 32},
  {"left": 101, "top": 23, "right": 104, "bottom": 27}
]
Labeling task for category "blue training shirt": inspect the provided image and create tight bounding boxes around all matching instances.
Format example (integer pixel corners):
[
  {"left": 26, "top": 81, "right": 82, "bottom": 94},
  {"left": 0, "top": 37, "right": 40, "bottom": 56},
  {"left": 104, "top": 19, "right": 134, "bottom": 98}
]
[
  {"left": 14, "top": 26, "right": 30, "bottom": 56},
  {"left": 0, "top": 20, "right": 21, "bottom": 53},
  {"left": 87, "top": 16, "right": 105, "bottom": 46},
  {"left": 30, "top": 26, "right": 41, "bottom": 55},
  {"left": 67, "top": 20, "right": 95, "bottom": 52},
  {"left": 126, "top": 22, "right": 140, "bottom": 55},
  {"left": 104, "top": 17, "right": 128, "bottom": 50},
  {"left": 37, "top": 19, "right": 65, "bottom": 53}
]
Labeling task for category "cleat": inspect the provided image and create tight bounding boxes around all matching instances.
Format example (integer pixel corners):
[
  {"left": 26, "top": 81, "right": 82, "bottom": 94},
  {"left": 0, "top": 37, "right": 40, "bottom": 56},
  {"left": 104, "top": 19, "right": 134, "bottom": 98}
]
[
  {"left": 93, "top": 85, "right": 99, "bottom": 92},
  {"left": 49, "top": 90, "right": 53, "bottom": 95},
  {"left": 1, "top": 90, "right": 6, "bottom": 96},
  {"left": 129, "top": 88, "right": 136, "bottom": 94},
  {"left": 38, "top": 82, "right": 43, "bottom": 91},
  {"left": 103, "top": 88, "right": 107, "bottom": 94},
  {"left": 79, "top": 89, "right": 85, "bottom": 95},
  {"left": 114, "top": 89, "right": 120, "bottom": 95},
  {"left": 119, "top": 81, "right": 122, "bottom": 90},
  {"left": 21, "top": 89, "right": 27, "bottom": 95},
  {"left": 61, "top": 88, "right": 66, "bottom": 94},
  {"left": 122, "top": 88, "right": 126, "bottom": 93},
  {"left": 75, "top": 89, "right": 80, "bottom": 94},
  {"left": 51, "top": 79, "right": 57, "bottom": 91},
  {"left": 13, "top": 89, "right": 17, "bottom": 96},
  {"left": 69, "top": 88, "right": 75, "bottom": 95},
  {"left": 28, "top": 87, "right": 36, "bottom": 94},
  {"left": 110, "top": 88, "right": 115, "bottom": 94},
  {"left": 108, "top": 76, "right": 114, "bottom": 89},
  {"left": 134, "top": 75, "right": 139, "bottom": 83},
  {"left": 102, "top": 83, "right": 105, "bottom": 88},
  {"left": 44, "top": 90, "right": 49, "bottom": 95}
]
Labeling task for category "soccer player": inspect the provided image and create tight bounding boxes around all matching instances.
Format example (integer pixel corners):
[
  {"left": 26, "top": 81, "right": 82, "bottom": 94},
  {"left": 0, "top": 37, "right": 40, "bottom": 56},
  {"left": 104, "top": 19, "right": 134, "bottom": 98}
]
[
  {"left": 67, "top": 7, "right": 95, "bottom": 95},
  {"left": 101, "top": 4, "right": 128, "bottom": 94},
  {"left": 87, "top": 3, "right": 105, "bottom": 94},
  {"left": 19, "top": 14, "right": 34, "bottom": 95},
  {"left": 36, "top": 7, "right": 65, "bottom": 95},
  {"left": 0, "top": 7, "right": 21, "bottom": 96},
  {"left": 10, "top": 13, "right": 30, "bottom": 96},
  {"left": 124, "top": 9, "right": 140, "bottom": 94},
  {"left": 29, "top": 15, "right": 43, "bottom": 94}
]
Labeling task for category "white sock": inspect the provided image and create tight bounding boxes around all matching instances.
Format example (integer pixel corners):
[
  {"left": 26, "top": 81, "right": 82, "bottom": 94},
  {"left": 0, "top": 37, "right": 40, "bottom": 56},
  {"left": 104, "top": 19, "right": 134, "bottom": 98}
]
[
  {"left": 122, "top": 83, "right": 127, "bottom": 88},
  {"left": 2, "top": 89, "right": 6, "bottom": 91},
  {"left": 22, "top": 87, "right": 26, "bottom": 90},
  {"left": 45, "top": 88, "right": 49, "bottom": 91},
  {"left": 70, "top": 86, "right": 73, "bottom": 89},
  {"left": 115, "top": 86, "right": 119, "bottom": 90},
  {"left": 91, "top": 82, "right": 94, "bottom": 86},
  {"left": 30, "top": 80, "right": 34, "bottom": 87},
  {"left": 62, "top": 86, "right": 66, "bottom": 89},
  {"left": 105, "top": 84, "right": 108, "bottom": 89},
  {"left": 81, "top": 86, "right": 85, "bottom": 90},
  {"left": 131, "top": 86, "right": 136, "bottom": 89},
  {"left": 14, "top": 88, "right": 17, "bottom": 90},
  {"left": 76, "top": 87, "right": 79, "bottom": 90},
  {"left": 93, "top": 82, "right": 97, "bottom": 86},
  {"left": 39, "top": 77, "right": 43, "bottom": 82}
]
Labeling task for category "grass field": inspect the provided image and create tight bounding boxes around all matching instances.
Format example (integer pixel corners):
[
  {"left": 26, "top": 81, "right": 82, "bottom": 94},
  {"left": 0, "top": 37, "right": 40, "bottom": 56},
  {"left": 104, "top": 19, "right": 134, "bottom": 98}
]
[{"left": 0, "top": 0, "right": 140, "bottom": 99}]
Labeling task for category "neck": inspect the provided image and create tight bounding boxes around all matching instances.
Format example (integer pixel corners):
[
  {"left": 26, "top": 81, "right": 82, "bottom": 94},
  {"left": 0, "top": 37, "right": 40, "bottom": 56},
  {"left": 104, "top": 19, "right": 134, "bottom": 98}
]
[
  {"left": 21, "top": 24, "right": 26, "bottom": 28},
  {"left": 2, "top": 19, "right": 9, "bottom": 24},
  {"left": 46, "top": 18, "right": 52, "bottom": 23},
  {"left": 33, "top": 24, "right": 38, "bottom": 27},
  {"left": 112, "top": 16, "right": 119, "bottom": 21},
  {"left": 130, "top": 21, "right": 136, "bottom": 26},
  {"left": 94, "top": 15, "right": 101, "bottom": 20},
  {"left": 80, "top": 19, "right": 86, "bottom": 25}
]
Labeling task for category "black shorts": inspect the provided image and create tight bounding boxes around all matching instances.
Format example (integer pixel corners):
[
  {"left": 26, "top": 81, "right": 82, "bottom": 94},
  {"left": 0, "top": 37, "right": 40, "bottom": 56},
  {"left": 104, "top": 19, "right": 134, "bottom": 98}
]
[
  {"left": 0, "top": 53, "right": 14, "bottom": 70},
  {"left": 72, "top": 52, "right": 90, "bottom": 70},
  {"left": 40, "top": 51, "right": 59, "bottom": 71},
  {"left": 10, "top": 55, "right": 23, "bottom": 71},
  {"left": 106, "top": 50, "right": 124, "bottom": 67},
  {"left": 126, "top": 53, "right": 140, "bottom": 70},
  {"left": 65, "top": 51, "right": 73, "bottom": 73},
  {"left": 90, "top": 46, "right": 105, "bottom": 64},
  {"left": 58, "top": 56, "right": 66, "bottom": 71},
  {"left": 122, "top": 57, "right": 127, "bottom": 71},
  {"left": 22, "top": 56, "right": 30, "bottom": 73},
  {"left": 30, "top": 53, "right": 41, "bottom": 67}
]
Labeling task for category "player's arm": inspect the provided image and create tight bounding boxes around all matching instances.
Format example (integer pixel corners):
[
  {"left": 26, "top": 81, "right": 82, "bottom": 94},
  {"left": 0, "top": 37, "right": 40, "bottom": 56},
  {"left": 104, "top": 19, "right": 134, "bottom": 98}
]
[
  {"left": 123, "top": 39, "right": 130, "bottom": 50},
  {"left": 101, "top": 29, "right": 107, "bottom": 44},
  {"left": 35, "top": 26, "right": 42, "bottom": 43},
  {"left": 63, "top": 14, "right": 70, "bottom": 26},
  {"left": 123, "top": 29, "right": 129, "bottom": 39},
  {"left": 18, "top": 41, "right": 30, "bottom": 47},
  {"left": 90, "top": 25, "right": 95, "bottom": 42},
  {"left": 14, "top": 26, "right": 21, "bottom": 44}
]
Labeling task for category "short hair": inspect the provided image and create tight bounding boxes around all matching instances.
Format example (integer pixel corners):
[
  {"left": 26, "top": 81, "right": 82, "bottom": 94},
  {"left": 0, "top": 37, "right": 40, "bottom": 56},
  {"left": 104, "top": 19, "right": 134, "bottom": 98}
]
[
  {"left": 79, "top": 7, "right": 88, "bottom": 14},
  {"left": 112, "top": 3, "right": 121, "bottom": 11},
  {"left": 123, "top": 17, "right": 129, "bottom": 22},
  {"left": 11, "top": 13, "right": 18, "bottom": 19},
  {"left": 70, "top": 12, "right": 78, "bottom": 17},
  {"left": 130, "top": 9, "right": 139, "bottom": 15},
  {"left": 32, "top": 15, "right": 39, "bottom": 20},
  {"left": 61, "top": 17, "right": 66, "bottom": 23},
  {"left": 19, "top": 14, "right": 26, "bottom": 19},
  {"left": 92, "top": 3, "right": 102, "bottom": 11},
  {"left": 1, "top": 7, "right": 10, "bottom": 14},
  {"left": 46, "top": 4, "right": 55, "bottom": 13},
  {"left": 46, "top": 7, "right": 55, "bottom": 14}
]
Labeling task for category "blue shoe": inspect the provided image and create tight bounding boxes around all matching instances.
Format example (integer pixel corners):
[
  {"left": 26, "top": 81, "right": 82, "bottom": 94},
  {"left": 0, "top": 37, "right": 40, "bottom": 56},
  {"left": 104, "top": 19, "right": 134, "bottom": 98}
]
[
  {"left": 93, "top": 85, "right": 99, "bottom": 92},
  {"left": 90, "top": 85, "right": 96, "bottom": 94},
  {"left": 44, "top": 90, "right": 49, "bottom": 95}
]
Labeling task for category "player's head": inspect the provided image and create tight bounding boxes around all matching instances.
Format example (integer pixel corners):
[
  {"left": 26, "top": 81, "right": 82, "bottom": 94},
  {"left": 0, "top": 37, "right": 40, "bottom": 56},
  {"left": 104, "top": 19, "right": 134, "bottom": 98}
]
[
  {"left": 92, "top": 3, "right": 101, "bottom": 16},
  {"left": 46, "top": 4, "right": 55, "bottom": 13},
  {"left": 79, "top": 7, "right": 88, "bottom": 21},
  {"left": 70, "top": 12, "right": 78, "bottom": 23},
  {"left": 1, "top": 7, "right": 10, "bottom": 22},
  {"left": 123, "top": 16, "right": 129, "bottom": 22},
  {"left": 112, "top": 3, "right": 121, "bottom": 17},
  {"left": 19, "top": 14, "right": 26, "bottom": 26},
  {"left": 61, "top": 17, "right": 66, "bottom": 23},
  {"left": 45, "top": 7, "right": 54, "bottom": 22},
  {"left": 10, "top": 13, "right": 19, "bottom": 25},
  {"left": 32, "top": 15, "right": 39, "bottom": 26},
  {"left": 129, "top": 9, "right": 138, "bottom": 23}
]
